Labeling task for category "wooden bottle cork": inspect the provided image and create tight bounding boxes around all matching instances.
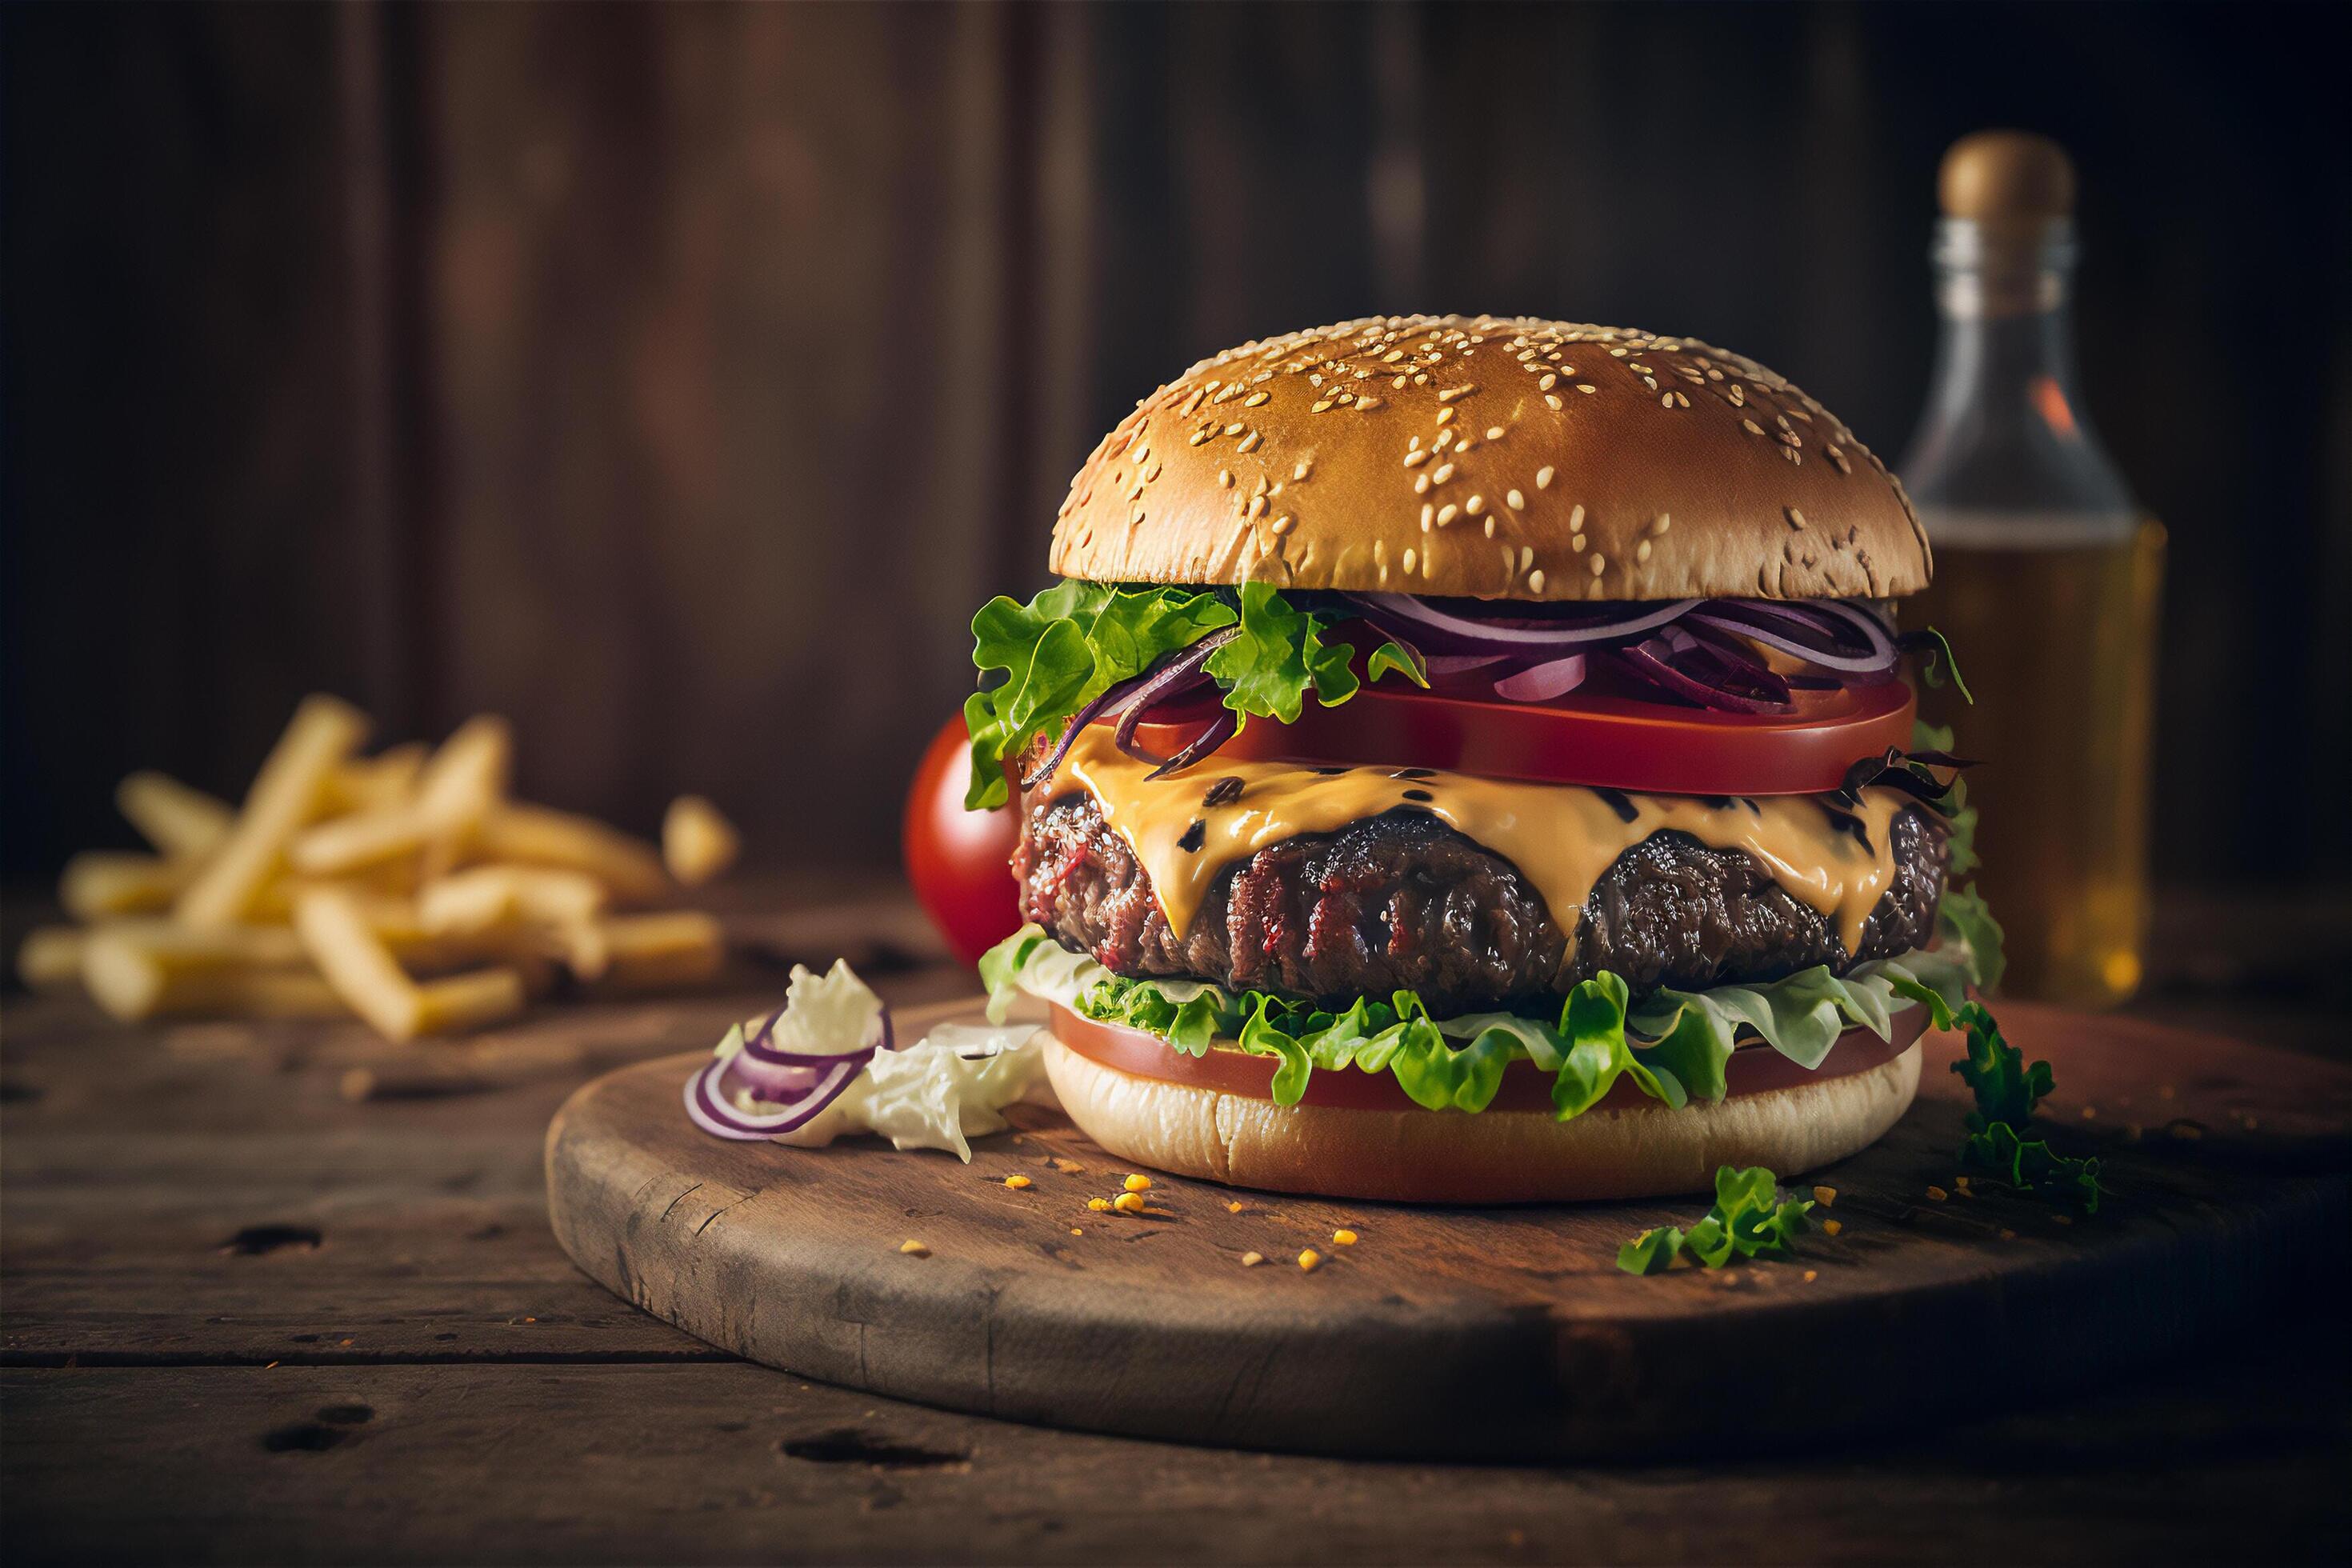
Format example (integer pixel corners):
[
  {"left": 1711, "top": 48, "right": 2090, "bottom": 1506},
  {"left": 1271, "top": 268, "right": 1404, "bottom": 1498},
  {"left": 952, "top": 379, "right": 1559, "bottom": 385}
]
[{"left": 1938, "top": 130, "right": 2076, "bottom": 223}]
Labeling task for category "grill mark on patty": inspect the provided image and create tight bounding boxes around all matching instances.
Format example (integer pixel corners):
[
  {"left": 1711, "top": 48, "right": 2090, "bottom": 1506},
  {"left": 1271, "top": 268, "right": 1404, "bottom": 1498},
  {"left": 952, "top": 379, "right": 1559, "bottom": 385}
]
[{"left": 1013, "top": 790, "right": 1949, "bottom": 1013}]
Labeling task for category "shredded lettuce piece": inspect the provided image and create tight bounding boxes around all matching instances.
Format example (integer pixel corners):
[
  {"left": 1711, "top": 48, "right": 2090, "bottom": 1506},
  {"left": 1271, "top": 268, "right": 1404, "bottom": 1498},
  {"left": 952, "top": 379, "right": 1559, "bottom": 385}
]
[
  {"left": 1947, "top": 1000, "right": 2102, "bottom": 1211},
  {"left": 981, "top": 889, "right": 1994, "bottom": 1124},
  {"left": 1618, "top": 1165, "right": 1815, "bottom": 1274},
  {"left": 962, "top": 579, "right": 1421, "bottom": 809}
]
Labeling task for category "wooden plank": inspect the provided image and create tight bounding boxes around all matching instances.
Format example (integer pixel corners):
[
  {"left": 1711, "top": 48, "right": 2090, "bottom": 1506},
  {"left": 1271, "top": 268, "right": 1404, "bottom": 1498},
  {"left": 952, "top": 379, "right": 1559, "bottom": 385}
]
[
  {"left": 550, "top": 999, "right": 2352, "bottom": 1459},
  {"left": 4, "top": 1343, "right": 2346, "bottom": 1566}
]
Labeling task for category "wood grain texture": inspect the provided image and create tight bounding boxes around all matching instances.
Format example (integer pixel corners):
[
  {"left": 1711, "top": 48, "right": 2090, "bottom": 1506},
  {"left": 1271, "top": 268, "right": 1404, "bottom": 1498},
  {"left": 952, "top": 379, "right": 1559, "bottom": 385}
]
[
  {"left": 548, "top": 998, "right": 2352, "bottom": 1461},
  {"left": 7, "top": 1341, "right": 2350, "bottom": 1568}
]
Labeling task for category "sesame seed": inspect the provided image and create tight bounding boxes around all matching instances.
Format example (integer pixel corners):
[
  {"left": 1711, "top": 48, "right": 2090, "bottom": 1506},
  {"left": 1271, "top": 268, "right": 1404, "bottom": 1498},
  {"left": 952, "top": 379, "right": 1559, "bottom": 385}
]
[
  {"left": 1570, "top": 533, "right": 1586, "bottom": 550},
  {"left": 1519, "top": 546, "right": 1534, "bottom": 572},
  {"left": 1238, "top": 430, "right": 1262, "bottom": 453},
  {"left": 1402, "top": 547, "right": 1418, "bottom": 574},
  {"left": 1246, "top": 494, "right": 1266, "bottom": 518},
  {"left": 1786, "top": 506, "right": 1806, "bottom": 530},
  {"left": 1569, "top": 502, "right": 1585, "bottom": 528},
  {"left": 1432, "top": 462, "right": 1455, "bottom": 483},
  {"left": 1483, "top": 516, "right": 1498, "bottom": 538},
  {"left": 1271, "top": 514, "right": 1294, "bottom": 536},
  {"left": 1637, "top": 539, "right": 1652, "bottom": 562},
  {"left": 1577, "top": 383, "right": 1596, "bottom": 394},
  {"left": 1218, "top": 470, "right": 1234, "bottom": 489},
  {"left": 1654, "top": 513, "right": 1670, "bottom": 534},
  {"left": 1743, "top": 418, "right": 1766, "bottom": 436},
  {"left": 1539, "top": 373, "right": 1558, "bottom": 390},
  {"left": 1589, "top": 554, "right": 1606, "bottom": 577},
  {"left": 1529, "top": 569, "right": 1546, "bottom": 592},
  {"left": 1224, "top": 422, "right": 1243, "bottom": 436},
  {"left": 1486, "top": 426, "right": 1505, "bottom": 441},
  {"left": 1404, "top": 450, "right": 1430, "bottom": 468},
  {"left": 1294, "top": 460, "right": 1311, "bottom": 480},
  {"left": 1536, "top": 466, "right": 1555, "bottom": 490},
  {"left": 1437, "top": 503, "right": 1459, "bottom": 526},
  {"left": 1436, "top": 406, "right": 1456, "bottom": 426},
  {"left": 1437, "top": 384, "right": 1475, "bottom": 402},
  {"left": 1465, "top": 494, "right": 1486, "bottom": 515},
  {"left": 1506, "top": 489, "right": 1525, "bottom": 510},
  {"left": 1244, "top": 390, "right": 1269, "bottom": 407},
  {"left": 1661, "top": 392, "right": 1674, "bottom": 407},
  {"left": 1414, "top": 474, "right": 1430, "bottom": 494},
  {"left": 1310, "top": 400, "right": 1333, "bottom": 414}
]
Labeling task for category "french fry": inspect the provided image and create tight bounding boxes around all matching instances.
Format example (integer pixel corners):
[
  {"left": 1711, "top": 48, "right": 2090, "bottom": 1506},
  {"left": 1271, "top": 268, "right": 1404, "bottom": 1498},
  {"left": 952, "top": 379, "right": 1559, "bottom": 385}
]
[
  {"left": 115, "top": 772, "right": 235, "bottom": 862},
  {"left": 293, "top": 886, "right": 523, "bottom": 1040},
  {"left": 287, "top": 716, "right": 510, "bottom": 878},
  {"left": 417, "top": 866, "right": 607, "bottom": 936},
  {"left": 326, "top": 742, "right": 429, "bottom": 813},
  {"left": 60, "top": 851, "right": 188, "bottom": 918},
  {"left": 582, "top": 910, "right": 726, "bottom": 993},
  {"left": 473, "top": 804, "right": 670, "bottom": 906},
  {"left": 80, "top": 920, "right": 326, "bottom": 1022},
  {"left": 662, "top": 795, "right": 740, "bottom": 886},
  {"left": 177, "top": 694, "right": 370, "bottom": 927},
  {"left": 17, "top": 926, "right": 88, "bottom": 993}
]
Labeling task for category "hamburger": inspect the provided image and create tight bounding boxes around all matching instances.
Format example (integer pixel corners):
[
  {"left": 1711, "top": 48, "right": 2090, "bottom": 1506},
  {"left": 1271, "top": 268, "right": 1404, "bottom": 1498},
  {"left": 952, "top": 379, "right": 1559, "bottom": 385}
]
[{"left": 969, "top": 315, "right": 1998, "bottom": 1202}]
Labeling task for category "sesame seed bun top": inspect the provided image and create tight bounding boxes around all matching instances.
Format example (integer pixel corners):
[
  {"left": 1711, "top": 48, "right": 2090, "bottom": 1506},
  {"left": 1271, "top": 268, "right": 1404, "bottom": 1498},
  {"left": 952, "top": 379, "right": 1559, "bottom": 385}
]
[{"left": 1050, "top": 315, "right": 1930, "bottom": 602}]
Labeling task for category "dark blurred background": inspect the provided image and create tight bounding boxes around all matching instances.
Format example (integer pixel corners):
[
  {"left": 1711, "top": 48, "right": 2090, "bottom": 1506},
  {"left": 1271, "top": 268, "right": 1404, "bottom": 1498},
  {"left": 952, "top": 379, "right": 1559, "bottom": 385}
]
[{"left": 4, "top": 1, "right": 2348, "bottom": 893}]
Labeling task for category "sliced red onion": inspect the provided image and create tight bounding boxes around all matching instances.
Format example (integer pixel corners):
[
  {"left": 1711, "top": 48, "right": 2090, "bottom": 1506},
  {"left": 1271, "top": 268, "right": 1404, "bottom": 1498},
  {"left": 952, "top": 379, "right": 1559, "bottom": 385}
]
[
  {"left": 1108, "top": 629, "right": 1238, "bottom": 766},
  {"left": 738, "top": 1002, "right": 894, "bottom": 1068},
  {"left": 1145, "top": 708, "right": 1238, "bottom": 778},
  {"left": 1620, "top": 635, "right": 1788, "bottom": 714},
  {"left": 1423, "top": 653, "right": 1507, "bottom": 678},
  {"left": 1685, "top": 607, "right": 1897, "bottom": 677},
  {"left": 1490, "top": 652, "right": 1589, "bottom": 702},
  {"left": 683, "top": 1054, "right": 862, "bottom": 1140},
  {"left": 1343, "top": 593, "right": 1698, "bottom": 650}
]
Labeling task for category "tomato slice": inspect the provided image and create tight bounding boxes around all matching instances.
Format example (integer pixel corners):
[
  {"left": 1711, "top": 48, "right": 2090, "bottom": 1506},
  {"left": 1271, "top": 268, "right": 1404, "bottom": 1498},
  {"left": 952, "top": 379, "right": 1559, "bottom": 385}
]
[{"left": 1118, "top": 673, "right": 1914, "bottom": 796}]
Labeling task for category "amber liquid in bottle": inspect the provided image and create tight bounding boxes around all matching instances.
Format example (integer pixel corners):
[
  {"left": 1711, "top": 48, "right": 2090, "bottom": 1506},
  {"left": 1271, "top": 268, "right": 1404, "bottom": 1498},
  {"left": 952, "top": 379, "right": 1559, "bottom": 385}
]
[{"left": 1900, "top": 172, "right": 2162, "bottom": 1009}]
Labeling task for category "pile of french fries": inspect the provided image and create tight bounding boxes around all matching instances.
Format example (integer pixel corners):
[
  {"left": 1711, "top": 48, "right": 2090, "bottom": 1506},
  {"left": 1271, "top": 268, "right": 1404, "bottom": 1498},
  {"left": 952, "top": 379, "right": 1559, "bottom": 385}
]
[{"left": 16, "top": 694, "right": 746, "bottom": 1041}]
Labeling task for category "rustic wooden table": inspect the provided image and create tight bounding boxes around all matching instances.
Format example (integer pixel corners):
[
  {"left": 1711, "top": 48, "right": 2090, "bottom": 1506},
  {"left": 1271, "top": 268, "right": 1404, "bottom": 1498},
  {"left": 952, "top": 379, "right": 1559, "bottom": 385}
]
[{"left": 5, "top": 876, "right": 2347, "bottom": 1566}]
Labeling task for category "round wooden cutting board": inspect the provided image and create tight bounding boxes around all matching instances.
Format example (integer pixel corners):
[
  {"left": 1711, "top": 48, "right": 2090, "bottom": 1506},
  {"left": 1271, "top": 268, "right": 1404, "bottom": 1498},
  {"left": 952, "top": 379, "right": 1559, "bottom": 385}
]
[{"left": 546, "top": 998, "right": 2350, "bottom": 1460}]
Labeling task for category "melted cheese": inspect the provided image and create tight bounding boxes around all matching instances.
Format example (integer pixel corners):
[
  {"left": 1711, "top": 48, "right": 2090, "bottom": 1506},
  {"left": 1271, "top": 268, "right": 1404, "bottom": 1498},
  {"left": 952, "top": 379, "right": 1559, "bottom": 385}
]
[{"left": 1050, "top": 727, "right": 1906, "bottom": 962}]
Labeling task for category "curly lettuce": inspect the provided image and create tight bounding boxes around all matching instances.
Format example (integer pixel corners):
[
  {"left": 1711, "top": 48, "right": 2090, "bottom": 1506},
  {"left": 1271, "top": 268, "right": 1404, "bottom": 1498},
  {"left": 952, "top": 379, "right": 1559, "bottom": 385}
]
[
  {"left": 962, "top": 579, "right": 1423, "bottom": 809},
  {"left": 981, "top": 890, "right": 1998, "bottom": 1124}
]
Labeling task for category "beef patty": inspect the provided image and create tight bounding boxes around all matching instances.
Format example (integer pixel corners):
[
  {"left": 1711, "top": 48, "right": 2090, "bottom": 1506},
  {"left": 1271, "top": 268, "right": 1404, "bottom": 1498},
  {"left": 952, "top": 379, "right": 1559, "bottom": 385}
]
[{"left": 1014, "top": 790, "right": 1948, "bottom": 1013}]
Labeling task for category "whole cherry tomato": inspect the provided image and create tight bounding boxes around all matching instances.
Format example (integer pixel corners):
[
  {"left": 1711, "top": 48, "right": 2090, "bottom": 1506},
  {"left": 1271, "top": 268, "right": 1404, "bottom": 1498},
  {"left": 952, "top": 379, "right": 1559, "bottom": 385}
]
[{"left": 902, "top": 712, "right": 1023, "bottom": 966}]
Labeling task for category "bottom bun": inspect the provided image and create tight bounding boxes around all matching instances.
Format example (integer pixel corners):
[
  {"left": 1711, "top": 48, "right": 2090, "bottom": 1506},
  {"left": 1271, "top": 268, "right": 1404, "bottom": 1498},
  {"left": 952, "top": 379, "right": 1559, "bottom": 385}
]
[{"left": 1042, "top": 1033, "right": 1922, "bottom": 1204}]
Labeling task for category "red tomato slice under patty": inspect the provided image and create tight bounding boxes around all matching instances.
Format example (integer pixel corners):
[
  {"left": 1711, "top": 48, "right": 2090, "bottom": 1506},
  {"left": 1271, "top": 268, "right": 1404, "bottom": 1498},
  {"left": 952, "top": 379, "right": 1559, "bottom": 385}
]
[{"left": 1118, "top": 672, "right": 1915, "bottom": 797}]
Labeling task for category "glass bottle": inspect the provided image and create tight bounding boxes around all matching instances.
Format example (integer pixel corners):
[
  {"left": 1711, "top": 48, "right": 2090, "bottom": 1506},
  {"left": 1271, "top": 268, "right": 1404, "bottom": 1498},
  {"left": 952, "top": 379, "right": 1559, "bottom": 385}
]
[{"left": 1900, "top": 130, "right": 2165, "bottom": 1008}]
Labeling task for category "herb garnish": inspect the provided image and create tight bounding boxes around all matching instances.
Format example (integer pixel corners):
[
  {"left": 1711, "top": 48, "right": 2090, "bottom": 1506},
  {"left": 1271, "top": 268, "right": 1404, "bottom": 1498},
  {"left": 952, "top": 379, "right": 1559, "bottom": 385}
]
[{"left": 1618, "top": 1165, "right": 1815, "bottom": 1274}]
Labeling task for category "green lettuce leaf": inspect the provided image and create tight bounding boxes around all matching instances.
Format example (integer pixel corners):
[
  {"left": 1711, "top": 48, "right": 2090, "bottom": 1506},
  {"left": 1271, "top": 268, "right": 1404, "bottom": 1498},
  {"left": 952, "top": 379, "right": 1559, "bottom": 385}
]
[
  {"left": 1962, "top": 1120, "right": 2104, "bottom": 1213},
  {"left": 981, "top": 885, "right": 1993, "bottom": 1126},
  {"left": 1618, "top": 1164, "right": 1815, "bottom": 1274},
  {"left": 963, "top": 578, "right": 1423, "bottom": 809},
  {"left": 963, "top": 582, "right": 1238, "bottom": 809}
]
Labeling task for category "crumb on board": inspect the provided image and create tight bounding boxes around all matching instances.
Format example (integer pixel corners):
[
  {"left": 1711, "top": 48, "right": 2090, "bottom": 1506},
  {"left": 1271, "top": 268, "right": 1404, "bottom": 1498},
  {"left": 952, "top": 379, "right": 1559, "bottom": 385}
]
[
  {"left": 1087, "top": 1198, "right": 1110, "bottom": 1213},
  {"left": 1113, "top": 1192, "right": 1145, "bottom": 1214},
  {"left": 1226, "top": 1201, "right": 1246, "bottom": 1214},
  {"left": 1241, "top": 1251, "right": 1264, "bottom": 1267},
  {"left": 1122, "top": 1174, "right": 1151, "bottom": 1194},
  {"left": 1050, "top": 1157, "right": 1085, "bottom": 1174},
  {"left": 1926, "top": 1186, "right": 1948, "bottom": 1202},
  {"left": 1297, "top": 1249, "right": 1322, "bottom": 1273},
  {"left": 1002, "top": 1174, "right": 1031, "bottom": 1190},
  {"left": 1802, "top": 1270, "right": 1818, "bottom": 1282},
  {"left": 898, "top": 1239, "right": 930, "bottom": 1257},
  {"left": 1331, "top": 1229, "right": 1358, "bottom": 1246},
  {"left": 1822, "top": 1218, "right": 1844, "bottom": 1238},
  {"left": 1811, "top": 1186, "right": 1836, "bottom": 1207}
]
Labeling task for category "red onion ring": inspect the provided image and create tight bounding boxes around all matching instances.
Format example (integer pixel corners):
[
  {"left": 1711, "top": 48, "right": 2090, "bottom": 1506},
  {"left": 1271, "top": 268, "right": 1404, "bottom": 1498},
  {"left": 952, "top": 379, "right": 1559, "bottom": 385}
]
[
  {"left": 1490, "top": 652, "right": 1589, "bottom": 702},
  {"left": 1343, "top": 593, "right": 1698, "bottom": 650},
  {"left": 683, "top": 1054, "right": 862, "bottom": 1140}
]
